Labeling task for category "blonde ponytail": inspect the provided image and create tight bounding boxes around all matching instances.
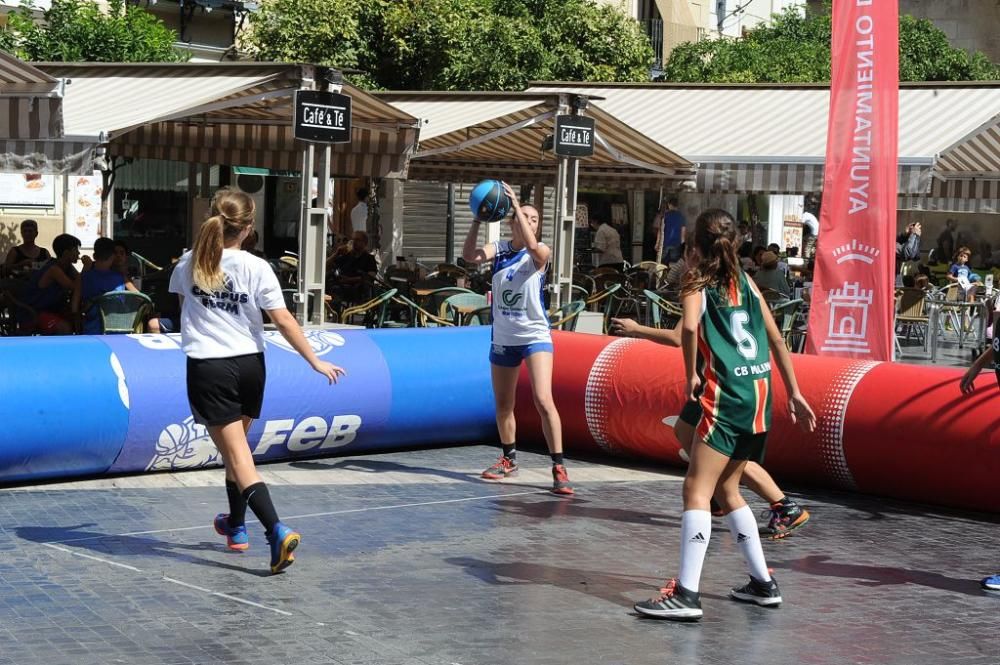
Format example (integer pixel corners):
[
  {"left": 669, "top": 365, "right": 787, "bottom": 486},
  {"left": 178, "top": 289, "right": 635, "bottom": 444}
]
[
  {"left": 190, "top": 188, "right": 255, "bottom": 294},
  {"left": 192, "top": 215, "right": 226, "bottom": 293}
]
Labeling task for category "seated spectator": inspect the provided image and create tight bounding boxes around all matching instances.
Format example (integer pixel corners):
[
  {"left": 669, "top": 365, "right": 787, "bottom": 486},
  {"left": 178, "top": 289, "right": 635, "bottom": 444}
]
[
  {"left": 111, "top": 239, "right": 138, "bottom": 282},
  {"left": 16, "top": 233, "right": 81, "bottom": 335},
  {"left": 4, "top": 219, "right": 51, "bottom": 277},
  {"left": 327, "top": 231, "right": 378, "bottom": 304},
  {"left": 746, "top": 245, "right": 766, "bottom": 274},
  {"left": 74, "top": 238, "right": 128, "bottom": 334},
  {"left": 767, "top": 243, "right": 789, "bottom": 277},
  {"left": 948, "top": 246, "right": 982, "bottom": 299},
  {"left": 752, "top": 251, "right": 791, "bottom": 298}
]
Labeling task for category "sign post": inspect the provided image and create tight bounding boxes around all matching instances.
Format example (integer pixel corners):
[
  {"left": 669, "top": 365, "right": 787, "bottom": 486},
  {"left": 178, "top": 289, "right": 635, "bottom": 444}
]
[
  {"left": 549, "top": 103, "right": 593, "bottom": 309},
  {"left": 294, "top": 74, "right": 352, "bottom": 326}
]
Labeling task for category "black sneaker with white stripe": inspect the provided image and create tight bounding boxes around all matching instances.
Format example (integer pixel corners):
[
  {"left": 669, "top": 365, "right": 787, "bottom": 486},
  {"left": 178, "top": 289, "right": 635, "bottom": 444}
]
[
  {"left": 633, "top": 578, "right": 702, "bottom": 620},
  {"left": 730, "top": 575, "right": 782, "bottom": 606}
]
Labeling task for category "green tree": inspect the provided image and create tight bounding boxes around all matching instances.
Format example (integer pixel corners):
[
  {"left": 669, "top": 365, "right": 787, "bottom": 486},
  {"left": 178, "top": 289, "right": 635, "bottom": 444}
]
[
  {"left": 1, "top": 0, "right": 185, "bottom": 63},
  {"left": 247, "top": 0, "right": 368, "bottom": 72},
  {"left": 662, "top": 7, "right": 999, "bottom": 83},
  {"left": 244, "top": 0, "right": 653, "bottom": 91}
]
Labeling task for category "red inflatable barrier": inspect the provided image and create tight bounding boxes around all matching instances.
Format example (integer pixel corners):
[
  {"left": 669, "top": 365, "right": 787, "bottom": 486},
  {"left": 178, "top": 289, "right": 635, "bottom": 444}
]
[{"left": 514, "top": 332, "right": 1000, "bottom": 512}]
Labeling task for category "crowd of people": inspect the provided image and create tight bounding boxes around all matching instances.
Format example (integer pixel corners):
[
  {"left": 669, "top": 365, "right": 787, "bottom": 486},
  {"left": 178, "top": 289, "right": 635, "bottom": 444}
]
[{"left": 1, "top": 220, "right": 177, "bottom": 336}]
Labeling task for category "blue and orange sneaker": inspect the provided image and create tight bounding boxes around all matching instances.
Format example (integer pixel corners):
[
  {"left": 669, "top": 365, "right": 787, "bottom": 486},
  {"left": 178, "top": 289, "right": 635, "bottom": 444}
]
[
  {"left": 267, "top": 522, "right": 300, "bottom": 574},
  {"left": 213, "top": 513, "right": 249, "bottom": 551}
]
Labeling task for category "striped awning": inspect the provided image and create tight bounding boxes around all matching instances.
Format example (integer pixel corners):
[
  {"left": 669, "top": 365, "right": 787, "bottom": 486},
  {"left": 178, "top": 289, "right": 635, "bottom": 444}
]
[
  {"left": 936, "top": 117, "right": 1000, "bottom": 176},
  {"left": 527, "top": 81, "right": 1000, "bottom": 196},
  {"left": 895, "top": 176, "right": 1000, "bottom": 213},
  {"left": 379, "top": 91, "right": 694, "bottom": 188},
  {"left": 697, "top": 163, "right": 931, "bottom": 195},
  {"left": 35, "top": 62, "right": 420, "bottom": 179},
  {"left": 113, "top": 121, "right": 418, "bottom": 178},
  {"left": 0, "top": 50, "right": 63, "bottom": 140},
  {"left": 0, "top": 139, "right": 94, "bottom": 174}
]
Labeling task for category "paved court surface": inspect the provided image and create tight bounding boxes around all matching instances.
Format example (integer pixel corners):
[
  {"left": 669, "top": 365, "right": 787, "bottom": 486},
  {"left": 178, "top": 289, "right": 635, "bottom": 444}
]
[{"left": 1, "top": 444, "right": 998, "bottom": 665}]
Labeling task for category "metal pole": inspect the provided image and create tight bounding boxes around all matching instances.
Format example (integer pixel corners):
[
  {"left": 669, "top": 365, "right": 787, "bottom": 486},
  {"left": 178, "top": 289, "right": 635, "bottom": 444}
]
[
  {"left": 297, "top": 142, "right": 314, "bottom": 324},
  {"left": 551, "top": 155, "right": 579, "bottom": 310},
  {"left": 445, "top": 182, "right": 455, "bottom": 264},
  {"left": 313, "top": 145, "right": 332, "bottom": 326}
]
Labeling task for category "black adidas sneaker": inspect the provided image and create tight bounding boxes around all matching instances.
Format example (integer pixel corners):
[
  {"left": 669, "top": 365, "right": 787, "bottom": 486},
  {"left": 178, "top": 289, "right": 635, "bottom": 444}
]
[
  {"left": 634, "top": 578, "right": 702, "bottom": 620},
  {"left": 730, "top": 575, "right": 782, "bottom": 607}
]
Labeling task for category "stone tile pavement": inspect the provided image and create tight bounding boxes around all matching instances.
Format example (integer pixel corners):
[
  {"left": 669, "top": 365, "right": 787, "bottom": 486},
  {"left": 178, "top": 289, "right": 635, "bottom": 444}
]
[{"left": 1, "top": 445, "right": 998, "bottom": 665}]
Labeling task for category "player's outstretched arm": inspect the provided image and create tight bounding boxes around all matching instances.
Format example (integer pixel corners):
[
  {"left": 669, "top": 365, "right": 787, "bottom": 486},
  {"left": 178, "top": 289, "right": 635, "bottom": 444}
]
[
  {"left": 265, "top": 307, "right": 346, "bottom": 385},
  {"left": 609, "top": 317, "right": 681, "bottom": 347},
  {"left": 960, "top": 347, "right": 993, "bottom": 395}
]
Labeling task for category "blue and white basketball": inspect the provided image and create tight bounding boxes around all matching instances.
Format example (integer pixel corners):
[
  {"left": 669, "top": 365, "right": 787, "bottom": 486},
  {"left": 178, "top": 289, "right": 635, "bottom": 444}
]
[{"left": 469, "top": 179, "right": 511, "bottom": 223}]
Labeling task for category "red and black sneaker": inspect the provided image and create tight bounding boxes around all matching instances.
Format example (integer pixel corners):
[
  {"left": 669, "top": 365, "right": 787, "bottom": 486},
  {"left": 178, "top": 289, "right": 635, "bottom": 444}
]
[
  {"left": 551, "top": 464, "right": 574, "bottom": 495},
  {"left": 760, "top": 501, "right": 810, "bottom": 540},
  {"left": 482, "top": 455, "right": 518, "bottom": 480}
]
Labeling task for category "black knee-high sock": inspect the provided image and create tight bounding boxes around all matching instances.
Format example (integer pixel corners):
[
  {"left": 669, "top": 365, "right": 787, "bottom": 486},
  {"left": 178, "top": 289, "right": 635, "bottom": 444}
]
[
  {"left": 242, "top": 482, "right": 280, "bottom": 536},
  {"left": 226, "top": 480, "right": 247, "bottom": 528}
]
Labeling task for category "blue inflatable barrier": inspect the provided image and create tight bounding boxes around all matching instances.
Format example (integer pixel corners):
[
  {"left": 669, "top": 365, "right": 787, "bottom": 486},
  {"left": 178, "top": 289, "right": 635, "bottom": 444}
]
[
  {"left": 0, "top": 336, "right": 130, "bottom": 483},
  {"left": 0, "top": 328, "right": 497, "bottom": 485}
]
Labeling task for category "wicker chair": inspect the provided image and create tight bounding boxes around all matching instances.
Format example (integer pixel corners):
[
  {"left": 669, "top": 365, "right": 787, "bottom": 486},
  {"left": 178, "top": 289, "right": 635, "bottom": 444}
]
[{"left": 91, "top": 291, "right": 153, "bottom": 334}]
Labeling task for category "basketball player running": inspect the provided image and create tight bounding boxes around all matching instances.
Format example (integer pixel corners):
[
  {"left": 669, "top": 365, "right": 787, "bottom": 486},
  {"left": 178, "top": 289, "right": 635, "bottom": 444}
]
[
  {"left": 169, "top": 188, "right": 344, "bottom": 574},
  {"left": 631, "top": 209, "right": 815, "bottom": 620},
  {"left": 610, "top": 315, "right": 810, "bottom": 539},
  {"left": 462, "top": 182, "right": 573, "bottom": 495}
]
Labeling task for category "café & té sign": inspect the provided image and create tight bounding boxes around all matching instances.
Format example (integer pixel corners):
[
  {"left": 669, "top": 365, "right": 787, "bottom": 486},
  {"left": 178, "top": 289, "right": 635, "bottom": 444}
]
[
  {"left": 554, "top": 115, "right": 595, "bottom": 157},
  {"left": 294, "top": 90, "right": 352, "bottom": 144}
]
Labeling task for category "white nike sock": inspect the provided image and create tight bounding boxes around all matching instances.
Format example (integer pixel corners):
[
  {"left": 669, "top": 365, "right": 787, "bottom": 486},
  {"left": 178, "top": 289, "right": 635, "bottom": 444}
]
[
  {"left": 678, "top": 510, "right": 712, "bottom": 592},
  {"left": 725, "top": 505, "right": 771, "bottom": 582}
]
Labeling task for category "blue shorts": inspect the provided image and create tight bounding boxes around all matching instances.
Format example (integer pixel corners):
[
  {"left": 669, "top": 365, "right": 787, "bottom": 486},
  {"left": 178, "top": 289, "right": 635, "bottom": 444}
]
[{"left": 489, "top": 342, "right": 553, "bottom": 367}]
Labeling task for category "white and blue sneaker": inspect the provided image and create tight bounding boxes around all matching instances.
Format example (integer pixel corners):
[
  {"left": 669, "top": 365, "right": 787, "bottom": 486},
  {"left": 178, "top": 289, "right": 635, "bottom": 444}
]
[{"left": 981, "top": 574, "right": 1000, "bottom": 591}]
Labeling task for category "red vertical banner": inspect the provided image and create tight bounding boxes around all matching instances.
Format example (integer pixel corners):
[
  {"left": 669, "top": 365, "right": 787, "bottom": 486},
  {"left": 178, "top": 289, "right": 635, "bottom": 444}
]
[{"left": 806, "top": 0, "right": 899, "bottom": 361}]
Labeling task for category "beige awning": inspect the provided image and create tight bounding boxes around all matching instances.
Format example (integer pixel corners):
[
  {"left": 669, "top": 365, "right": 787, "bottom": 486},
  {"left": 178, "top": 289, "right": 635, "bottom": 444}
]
[
  {"left": 936, "top": 115, "right": 1000, "bottom": 176},
  {"left": 0, "top": 50, "right": 63, "bottom": 141},
  {"left": 527, "top": 81, "right": 1000, "bottom": 195},
  {"left": 377, "top": 91, "right": 693, "bottom": 188},
  {"left": 36, "top": 62, "right": 420, "bottom": 178}
]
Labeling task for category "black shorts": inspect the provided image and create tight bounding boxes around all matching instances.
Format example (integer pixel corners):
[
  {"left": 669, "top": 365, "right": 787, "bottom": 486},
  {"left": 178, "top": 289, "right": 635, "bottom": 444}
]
[{"left": 186, "top": 353, "right": 266, "bottom": 427}]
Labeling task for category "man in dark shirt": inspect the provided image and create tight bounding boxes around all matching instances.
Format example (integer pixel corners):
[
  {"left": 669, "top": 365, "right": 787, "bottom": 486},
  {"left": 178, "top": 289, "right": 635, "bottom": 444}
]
[{"left": 328, "top": 231, "right": 377, "bottom": 305}]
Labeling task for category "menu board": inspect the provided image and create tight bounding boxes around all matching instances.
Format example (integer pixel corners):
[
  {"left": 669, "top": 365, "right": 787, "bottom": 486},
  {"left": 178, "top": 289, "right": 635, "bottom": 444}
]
[
  {"left": 0, "top": 174, "right": 57, "bottom": 207},
  {"left": 66, "top": 173, "right": 103, "bottom": 247}
]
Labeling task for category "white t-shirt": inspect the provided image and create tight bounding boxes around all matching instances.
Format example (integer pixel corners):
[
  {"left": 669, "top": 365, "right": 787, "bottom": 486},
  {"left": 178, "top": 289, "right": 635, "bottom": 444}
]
[
  {"left": 801, "top": 211, "right": 819, "bottom": 236},
  {"left": 593, "top": 223, "right": 623, "bottom": 265},
  {"left": 169, "top": 249, "right": 286, "bottom": 359},
  {"left": 491, "top": 240, "right": 551, "bottom": 347},
  {"left": 351, "top": 202, "right": 368, "bottom": 233}
]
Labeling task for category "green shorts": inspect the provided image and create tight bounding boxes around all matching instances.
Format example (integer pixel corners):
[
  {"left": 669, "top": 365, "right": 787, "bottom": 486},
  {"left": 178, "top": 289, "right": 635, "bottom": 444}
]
[{"left": 681, "top": 399, "right": 768, "bottom": 463}]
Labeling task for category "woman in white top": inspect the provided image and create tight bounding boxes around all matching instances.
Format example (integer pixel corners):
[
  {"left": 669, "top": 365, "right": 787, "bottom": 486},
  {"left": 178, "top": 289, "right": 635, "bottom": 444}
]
[
  {"left": 462, "top": 182, "right": 572, "bottom": 495},
  {"left": 169, "top": 188, "right": 344, "bottom": 574}
]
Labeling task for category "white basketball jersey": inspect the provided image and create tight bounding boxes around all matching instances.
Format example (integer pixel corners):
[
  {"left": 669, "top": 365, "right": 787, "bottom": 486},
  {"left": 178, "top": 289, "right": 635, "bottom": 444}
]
[{"left": 491, "top": 240, "right": 552, "bottom": 346}]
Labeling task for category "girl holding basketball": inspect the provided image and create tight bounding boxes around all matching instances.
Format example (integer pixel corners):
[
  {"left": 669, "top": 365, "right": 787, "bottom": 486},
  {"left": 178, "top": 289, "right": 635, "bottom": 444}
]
[
  {"left": 169, "top": 188, "right": 345, "bottom": 574},
  {"left": 632, "top": 208, "right": 815, "bottom": 620},
  {"left": 462, "top": 182, "right": 572, "bottom": 496}
]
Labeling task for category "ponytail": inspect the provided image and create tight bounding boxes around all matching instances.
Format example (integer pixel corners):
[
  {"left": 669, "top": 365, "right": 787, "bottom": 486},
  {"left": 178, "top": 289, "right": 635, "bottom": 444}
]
[
  {"left": 681, "top": 208, "right": 742, "bottom": 301},
  {"left": 190, "top": 188, "right": 256, "bottom": 294},
  {"left": 192, "top": 215, "right": 226, "bottom": 293}
]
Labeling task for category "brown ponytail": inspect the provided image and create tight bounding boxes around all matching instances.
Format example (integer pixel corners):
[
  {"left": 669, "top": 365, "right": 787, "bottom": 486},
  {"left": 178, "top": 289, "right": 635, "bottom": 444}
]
[
  {"left": 681, "top": 208, "right": 742, "bottom": 302},
  {"left": 191, "top": 188, "right": 255, "bottom": 293}
]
